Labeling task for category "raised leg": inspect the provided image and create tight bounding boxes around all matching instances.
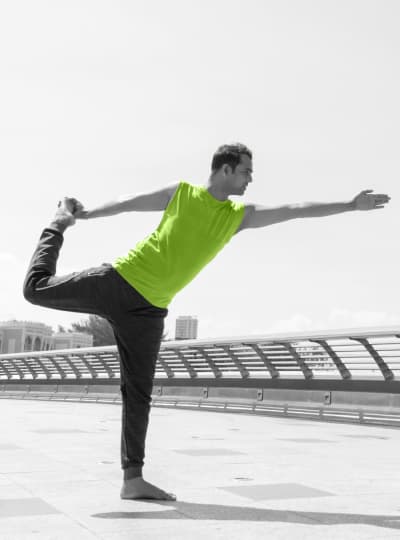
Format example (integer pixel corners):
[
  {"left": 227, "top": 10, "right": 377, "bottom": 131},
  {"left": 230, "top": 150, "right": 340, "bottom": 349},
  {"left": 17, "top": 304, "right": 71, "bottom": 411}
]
[{"left": 23, "top": 199, "right": 112, "bottom": 316}]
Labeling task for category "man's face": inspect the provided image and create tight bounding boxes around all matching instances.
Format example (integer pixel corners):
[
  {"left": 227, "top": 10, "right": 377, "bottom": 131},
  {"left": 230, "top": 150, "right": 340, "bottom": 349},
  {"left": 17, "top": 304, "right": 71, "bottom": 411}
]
[{"left": 227, "top": 154, "right": 253, "bottom": 194}]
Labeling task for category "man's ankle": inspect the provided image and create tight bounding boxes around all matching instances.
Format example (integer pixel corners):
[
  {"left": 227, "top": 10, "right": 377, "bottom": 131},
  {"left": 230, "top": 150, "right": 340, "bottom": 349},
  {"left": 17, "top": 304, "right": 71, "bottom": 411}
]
[
  {"left": 124, "top": 466, "right": 143, "bottom": 480},
  {"left": 48, "top": 221, "right": 68, "bottom": 234}
]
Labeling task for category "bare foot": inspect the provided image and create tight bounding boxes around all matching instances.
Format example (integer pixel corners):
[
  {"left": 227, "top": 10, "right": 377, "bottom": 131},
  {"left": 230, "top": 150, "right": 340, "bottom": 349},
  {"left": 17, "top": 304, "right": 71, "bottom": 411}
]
[
  {"left": 50, "top": 197, "right": 77, "bottom": 232},
  {"left": 58, "top": 197, "right": 77, "bottom": 221},
  {"left": 120, "top": 477, "right": 177, "bottom": 501}
]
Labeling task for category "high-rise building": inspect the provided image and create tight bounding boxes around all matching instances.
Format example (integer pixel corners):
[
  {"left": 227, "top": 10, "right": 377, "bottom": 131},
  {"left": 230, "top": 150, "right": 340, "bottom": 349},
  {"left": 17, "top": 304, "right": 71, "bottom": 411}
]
[{"left": 175, "top": 316, "right": 198, "bottom": 340}]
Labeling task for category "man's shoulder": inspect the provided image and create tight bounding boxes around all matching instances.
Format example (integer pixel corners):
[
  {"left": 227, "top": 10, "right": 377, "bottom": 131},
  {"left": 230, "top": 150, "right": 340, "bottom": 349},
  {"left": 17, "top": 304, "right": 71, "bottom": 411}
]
[{"left": 165, "top": 181, "right": 183, "bottom": 206}]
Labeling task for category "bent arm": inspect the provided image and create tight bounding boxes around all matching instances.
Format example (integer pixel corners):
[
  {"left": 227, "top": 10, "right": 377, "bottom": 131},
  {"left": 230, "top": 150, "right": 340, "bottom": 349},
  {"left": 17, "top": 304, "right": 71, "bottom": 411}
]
[{"left": 75, "top": 182, "right": 180, "bottom": 219}]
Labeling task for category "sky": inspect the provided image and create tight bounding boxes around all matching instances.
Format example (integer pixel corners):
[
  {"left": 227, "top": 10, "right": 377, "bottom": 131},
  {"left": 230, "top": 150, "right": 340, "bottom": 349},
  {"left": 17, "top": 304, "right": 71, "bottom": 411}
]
[{"left": 0, "top": 0, "right": 399, "bottom": 341}]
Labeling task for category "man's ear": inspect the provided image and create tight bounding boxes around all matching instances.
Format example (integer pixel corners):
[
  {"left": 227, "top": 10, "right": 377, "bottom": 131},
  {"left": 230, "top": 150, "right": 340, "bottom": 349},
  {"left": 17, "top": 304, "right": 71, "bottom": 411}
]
[{"left": 222, "top": 164, "right": 232, "bottom": 176}]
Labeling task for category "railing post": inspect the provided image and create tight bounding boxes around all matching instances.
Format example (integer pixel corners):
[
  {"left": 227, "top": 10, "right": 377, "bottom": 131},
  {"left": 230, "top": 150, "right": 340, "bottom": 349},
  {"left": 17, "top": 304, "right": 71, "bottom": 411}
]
[
  {"left": 0, "top": 361, "right": 12, "bottom": 380},
  {"left": 195, "top": 347, "right": 223, "bottom": 378},
  {"left": 51, "top": 354, "right": 68, "bottom": 379},
  {"left": 243, "top": 343, "right": 280, "bottom": 378},
  {"left": 94, "top": 353, "right": 116, "bottom": 379},
  {"left": 19, "top": 356, "right": 37, "bottom": 379},
  {"left": 36, "top": 357, "right": 53, "bottom": 379},
  {"left": 58, "top": 353, "right": 82, "bottom": 379},
  {"left": 309, "top": 339, "right": 352, "bottom": 380},
  {"left": 275, "top": 342, "right": 314, "bottom": 379},
  {"left": 156, "top": 353, "right": 175, "bottom": 378},
  {"left": 219, "top": 344, "right": 250, "bottom": 379},
  {"left": 174, "top": 349, "right": 198, "bottom": 378},
  {"left": 349, "top": 337, "right": 394, "bottom": 381}
]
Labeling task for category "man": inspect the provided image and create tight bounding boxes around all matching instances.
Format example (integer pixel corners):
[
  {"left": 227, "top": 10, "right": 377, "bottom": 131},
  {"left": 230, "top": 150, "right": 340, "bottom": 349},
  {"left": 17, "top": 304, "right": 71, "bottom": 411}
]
[{"left": 23, "top": 142, "right": 390, "bottom": 501}]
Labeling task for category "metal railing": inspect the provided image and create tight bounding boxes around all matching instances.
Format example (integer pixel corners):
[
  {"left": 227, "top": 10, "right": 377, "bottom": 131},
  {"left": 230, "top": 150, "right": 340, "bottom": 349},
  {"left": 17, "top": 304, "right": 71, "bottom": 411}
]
[
  {"left": 0, "top": 326, "right": 399, "bottom": 392},
  {"left": 1, "top": 327, "right": 400, "bottom": 427}
]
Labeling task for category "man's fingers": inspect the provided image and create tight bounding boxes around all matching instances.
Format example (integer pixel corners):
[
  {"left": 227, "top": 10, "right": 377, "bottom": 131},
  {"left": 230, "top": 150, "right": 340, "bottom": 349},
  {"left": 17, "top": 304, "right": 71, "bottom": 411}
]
[
  {"left": 73, "top": 199, "right": 83, "bottom": 207},
  {"left": 359, "top": 191, "right": 390, "bottom": 198}
]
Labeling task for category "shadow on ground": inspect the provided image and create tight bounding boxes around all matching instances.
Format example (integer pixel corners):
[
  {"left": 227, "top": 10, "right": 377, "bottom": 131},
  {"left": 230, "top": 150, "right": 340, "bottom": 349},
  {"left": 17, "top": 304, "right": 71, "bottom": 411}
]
[{"left": 94, "top": 502, "right": 400, "bottom": 530}]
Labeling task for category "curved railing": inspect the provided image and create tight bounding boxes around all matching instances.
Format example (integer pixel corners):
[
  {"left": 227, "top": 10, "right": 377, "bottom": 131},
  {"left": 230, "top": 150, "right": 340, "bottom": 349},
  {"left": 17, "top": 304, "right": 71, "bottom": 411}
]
[
  {"left": 0, "top": 326, "right": 399, "bottom": 390},
  {"left": 1, "top": 327, "right": 400, "bottom": 427}
]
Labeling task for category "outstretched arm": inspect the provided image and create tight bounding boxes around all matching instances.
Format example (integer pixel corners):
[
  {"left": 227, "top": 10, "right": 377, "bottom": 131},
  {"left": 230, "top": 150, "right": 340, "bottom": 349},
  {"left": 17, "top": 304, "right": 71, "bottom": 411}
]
[
  {"left": 239, "top": 189, "right": 391, "bottom": 231},
  {"left": 73, "top": 182, "right": 180, "bottom": 219}
]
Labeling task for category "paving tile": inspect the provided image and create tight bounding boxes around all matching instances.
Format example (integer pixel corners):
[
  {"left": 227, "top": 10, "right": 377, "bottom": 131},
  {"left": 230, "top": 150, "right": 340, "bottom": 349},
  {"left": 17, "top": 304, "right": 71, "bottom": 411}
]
[
  {"left": 31, "top": 429, "right": 91, "bottom": 434},
  {"left": 173, "top": 449, "right": 246, "bottom": 456},
  {"left": 197, "top": 438, "right": 226, "bottom": 440},
  {"left": 276, "top": 438, "right": 337, "bottom": 443},
  {"left": 0, "top": 497, "right": 61, "bottom": 518},
  {"left": 0, "top": 514, "right": 101, "bottom": 539},
  {"left": 340, "top": 434, "right": 390, "bottom": 440}
]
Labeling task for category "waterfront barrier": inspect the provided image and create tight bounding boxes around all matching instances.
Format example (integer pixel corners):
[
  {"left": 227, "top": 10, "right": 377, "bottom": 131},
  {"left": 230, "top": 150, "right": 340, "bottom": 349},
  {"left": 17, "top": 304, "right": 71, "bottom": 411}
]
[{"left": 1, "top": 327, "right": 399, "bottom": 427}]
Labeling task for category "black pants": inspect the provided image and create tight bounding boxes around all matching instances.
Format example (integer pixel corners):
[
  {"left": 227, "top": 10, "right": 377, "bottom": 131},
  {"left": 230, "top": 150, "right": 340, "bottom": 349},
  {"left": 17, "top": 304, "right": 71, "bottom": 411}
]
[{"left": 22, "top": 227, "right": 168, "bottom": 475}]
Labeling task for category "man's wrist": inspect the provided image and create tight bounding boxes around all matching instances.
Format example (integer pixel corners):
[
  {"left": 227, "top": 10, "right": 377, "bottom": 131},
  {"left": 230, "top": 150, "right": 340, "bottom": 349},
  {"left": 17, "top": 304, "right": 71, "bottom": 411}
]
[
  {"left": 48, "top": 221, "right": 68, "bottom": 234},
  {"left": 348, "top": 200, "right": 357, "bottom": 211},
  {"left": 76, "top": 210, "right": 92, "bottom": 219}
]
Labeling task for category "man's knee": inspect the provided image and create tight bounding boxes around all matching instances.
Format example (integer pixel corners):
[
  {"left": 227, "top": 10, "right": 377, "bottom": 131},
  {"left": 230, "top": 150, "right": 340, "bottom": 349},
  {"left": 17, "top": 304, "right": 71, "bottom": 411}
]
[{"left": 23, "top": 279, "right": 40, "bottom": 305}]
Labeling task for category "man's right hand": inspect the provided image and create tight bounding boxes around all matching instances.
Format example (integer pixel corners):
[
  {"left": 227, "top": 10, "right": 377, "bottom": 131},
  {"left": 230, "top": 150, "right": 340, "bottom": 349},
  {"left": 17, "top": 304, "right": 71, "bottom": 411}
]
[{"left": 71, "top": 199, "right": 90, "bottom": 219}]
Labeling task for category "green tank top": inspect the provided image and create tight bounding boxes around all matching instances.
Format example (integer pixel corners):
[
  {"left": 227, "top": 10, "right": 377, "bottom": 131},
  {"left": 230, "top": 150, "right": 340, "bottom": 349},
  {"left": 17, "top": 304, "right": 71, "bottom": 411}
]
[{"left": 112, "top": 181, "right": 245, "bottom": 308}]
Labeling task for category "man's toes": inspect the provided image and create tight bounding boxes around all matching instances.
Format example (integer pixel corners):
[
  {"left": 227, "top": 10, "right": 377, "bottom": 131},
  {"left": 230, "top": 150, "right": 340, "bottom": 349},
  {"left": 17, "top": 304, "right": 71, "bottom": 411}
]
[{"left": 155, "top": 489, "right": 175, "bottom": 501}]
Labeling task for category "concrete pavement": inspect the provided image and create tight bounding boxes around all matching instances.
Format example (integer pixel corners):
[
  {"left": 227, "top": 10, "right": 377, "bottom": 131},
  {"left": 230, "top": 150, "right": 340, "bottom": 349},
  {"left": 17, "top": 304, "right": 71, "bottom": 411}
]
[{"left": 1, "top": 398, "right": 400, "bottom": 539}]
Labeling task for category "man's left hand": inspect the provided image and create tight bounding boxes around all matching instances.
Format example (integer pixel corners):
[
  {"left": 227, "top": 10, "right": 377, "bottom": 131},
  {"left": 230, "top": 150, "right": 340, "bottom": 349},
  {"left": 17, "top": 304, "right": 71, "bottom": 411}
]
[{"left": 352, "top": 190, "right": 391, "bottom": 211}]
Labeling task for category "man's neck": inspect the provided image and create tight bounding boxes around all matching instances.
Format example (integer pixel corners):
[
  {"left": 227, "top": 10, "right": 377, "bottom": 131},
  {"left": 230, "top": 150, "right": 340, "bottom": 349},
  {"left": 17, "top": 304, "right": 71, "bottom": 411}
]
[{"left": 205, "top": 183, "right": 229, "bottom": 202}]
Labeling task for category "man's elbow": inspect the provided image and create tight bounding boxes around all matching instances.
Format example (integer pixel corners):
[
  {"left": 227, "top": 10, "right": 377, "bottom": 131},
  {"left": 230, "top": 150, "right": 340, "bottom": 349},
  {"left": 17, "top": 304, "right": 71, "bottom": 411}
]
[
  {"left": 247, "top": 205, "right": 296, "bottom": 228},
  {"left": 286, "top": 204, "right": 310, "bottom": 220}
]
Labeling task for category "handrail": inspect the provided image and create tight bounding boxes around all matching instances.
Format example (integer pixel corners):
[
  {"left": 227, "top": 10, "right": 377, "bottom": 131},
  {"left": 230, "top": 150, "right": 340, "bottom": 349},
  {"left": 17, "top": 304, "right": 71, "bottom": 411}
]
[{"left": 0, "top": 326, "right": 399, "bottom": 392}]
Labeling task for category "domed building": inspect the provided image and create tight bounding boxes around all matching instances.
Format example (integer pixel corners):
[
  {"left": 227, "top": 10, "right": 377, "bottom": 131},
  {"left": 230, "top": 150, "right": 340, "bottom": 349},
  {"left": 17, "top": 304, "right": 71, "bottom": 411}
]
[{"left": 0, "top": 320, "right": 93, "bottom": 354}]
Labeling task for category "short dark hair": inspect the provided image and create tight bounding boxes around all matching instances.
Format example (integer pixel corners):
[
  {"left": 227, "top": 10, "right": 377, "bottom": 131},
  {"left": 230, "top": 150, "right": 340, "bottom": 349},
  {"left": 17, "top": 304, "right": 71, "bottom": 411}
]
[{"left": 211, "top": 143, "right": 252, "bottom": 173}]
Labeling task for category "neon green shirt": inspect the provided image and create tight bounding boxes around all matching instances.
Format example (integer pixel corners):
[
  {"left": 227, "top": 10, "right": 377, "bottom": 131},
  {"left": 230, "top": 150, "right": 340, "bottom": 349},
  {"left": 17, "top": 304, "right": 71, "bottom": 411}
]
[{"left": 112, "top": 181, "right": 245, "bottom": 308}]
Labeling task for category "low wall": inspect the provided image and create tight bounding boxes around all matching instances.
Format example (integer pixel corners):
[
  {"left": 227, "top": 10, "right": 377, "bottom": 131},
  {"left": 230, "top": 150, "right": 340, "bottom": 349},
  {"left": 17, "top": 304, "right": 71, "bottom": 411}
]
[{"left": 1, "top": 382, "right": 400, "bottom": 428}]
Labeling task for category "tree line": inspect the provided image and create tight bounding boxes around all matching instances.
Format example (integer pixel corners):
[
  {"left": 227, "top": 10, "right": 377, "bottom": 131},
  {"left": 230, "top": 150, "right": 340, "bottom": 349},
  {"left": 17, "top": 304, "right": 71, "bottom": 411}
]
[{"left": 57, "top": 315, "right": 169, "bottom": 346}]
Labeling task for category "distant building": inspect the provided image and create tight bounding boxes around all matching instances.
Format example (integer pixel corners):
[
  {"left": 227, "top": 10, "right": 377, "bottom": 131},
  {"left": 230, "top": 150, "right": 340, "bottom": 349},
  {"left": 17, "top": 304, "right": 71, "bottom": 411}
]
[
  {"left": 0, "top": 320, "right": 53, "bottom": 354},
  {"left": 52, "top": 331, "right": 93, "bottom": 349},
  {"left": 175, "top": 316, "right": 198, "bottom": 340},
  {"left": 0, "top": 320, "right": 93, "bottom": 353}
]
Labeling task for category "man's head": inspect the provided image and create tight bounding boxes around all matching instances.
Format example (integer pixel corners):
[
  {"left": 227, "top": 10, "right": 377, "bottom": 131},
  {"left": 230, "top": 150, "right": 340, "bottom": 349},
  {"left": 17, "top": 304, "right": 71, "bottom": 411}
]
[{"left": 210, "top": 143, "right": 253, "bottom": 195}]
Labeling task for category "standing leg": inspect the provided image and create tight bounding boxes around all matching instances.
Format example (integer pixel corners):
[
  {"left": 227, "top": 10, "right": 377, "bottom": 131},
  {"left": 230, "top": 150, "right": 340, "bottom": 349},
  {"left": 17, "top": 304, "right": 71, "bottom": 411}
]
[{"left": 111, "top": 310, "right": 176, "bottom": 501}]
